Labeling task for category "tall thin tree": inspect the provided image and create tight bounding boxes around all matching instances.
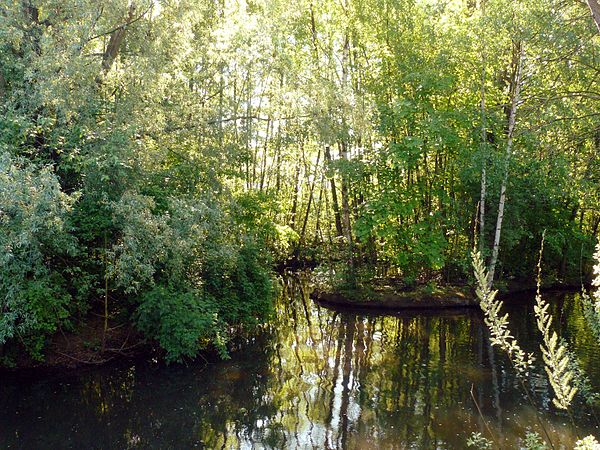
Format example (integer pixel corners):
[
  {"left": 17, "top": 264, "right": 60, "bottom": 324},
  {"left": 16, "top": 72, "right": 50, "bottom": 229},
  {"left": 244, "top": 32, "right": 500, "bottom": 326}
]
[{"left": 487, "top": 41, "right": 525, "bottom": 287}]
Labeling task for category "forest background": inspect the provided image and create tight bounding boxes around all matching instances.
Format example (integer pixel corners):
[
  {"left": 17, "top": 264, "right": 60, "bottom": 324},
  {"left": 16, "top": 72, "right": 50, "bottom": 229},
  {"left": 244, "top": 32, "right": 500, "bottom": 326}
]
[{"left": 0, "top": 0, "right": 598, "bottom": 363}]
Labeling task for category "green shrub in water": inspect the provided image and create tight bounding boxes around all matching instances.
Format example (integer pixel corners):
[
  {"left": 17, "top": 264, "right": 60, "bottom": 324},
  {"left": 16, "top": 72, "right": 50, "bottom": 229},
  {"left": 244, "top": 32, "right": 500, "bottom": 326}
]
[
  {"left": 135, "top": 286, "right": 226, "bottom": 363},
  {"left": 110, "top": 192, "right": 274, "bottom": 362}
]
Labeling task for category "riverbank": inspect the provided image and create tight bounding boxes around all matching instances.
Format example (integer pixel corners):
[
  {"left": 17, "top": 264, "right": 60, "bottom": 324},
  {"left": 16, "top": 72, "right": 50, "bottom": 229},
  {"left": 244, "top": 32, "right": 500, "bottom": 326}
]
[
  {"left": 2, "top": 276, "right": 582, "bottom": 373},
  {"left": 313, "top": 285, "right": 476, "bottom": 310},
  {"left": 0, "top": 311, "right": 244, "bottom": 374},
  {"left": 311, "top": 278, "right": 583, "bottom": 312},
  {"left": 0, "top": 314, "right": 151, "bottom": 374}
]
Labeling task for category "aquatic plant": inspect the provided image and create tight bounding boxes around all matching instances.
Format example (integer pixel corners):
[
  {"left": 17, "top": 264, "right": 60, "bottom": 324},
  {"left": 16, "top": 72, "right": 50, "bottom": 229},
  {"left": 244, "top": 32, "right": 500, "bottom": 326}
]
[
  {"left": 524, "top": 431, "right": 548, "bottom": 450},
  {"left": 533, "top": 234, "right": 576, "bottom": 410},
  {"left": 467, "top": 432, "right": 493, "bottom": 449},
  {"left": 574, "top": 435, "right": 600, "bottom": 450},
  {"left": 471, "top": 250, "right": 535, "bottom": 375},
  {"left": 471, "top": 238, "right": 600, "bottom": 448}
]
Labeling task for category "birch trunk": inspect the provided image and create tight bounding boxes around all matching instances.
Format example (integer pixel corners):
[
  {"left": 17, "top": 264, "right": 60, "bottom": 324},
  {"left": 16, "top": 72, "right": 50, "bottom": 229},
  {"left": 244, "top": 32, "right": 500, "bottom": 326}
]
[
  {"left": 487, "top": 42, "right": 524, "bottom": 288},
  {"left": 339, "top": 141, "right": 353, "bottom": 247},
  {"left": 338, "top": 140, "right": 355, "bottom": 273},
  {"left": 479, "top": 0, "right": 488, "bottom": 253},
  {"left": 340, "top": 32, "right": 355, "bottom": 272}
]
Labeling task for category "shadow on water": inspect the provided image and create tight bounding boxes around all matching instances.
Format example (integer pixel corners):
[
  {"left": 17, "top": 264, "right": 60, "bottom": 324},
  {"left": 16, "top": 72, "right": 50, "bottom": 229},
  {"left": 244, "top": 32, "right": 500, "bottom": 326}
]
[{"left": 1, "top": 274, "right": 599, "bottom": 449}]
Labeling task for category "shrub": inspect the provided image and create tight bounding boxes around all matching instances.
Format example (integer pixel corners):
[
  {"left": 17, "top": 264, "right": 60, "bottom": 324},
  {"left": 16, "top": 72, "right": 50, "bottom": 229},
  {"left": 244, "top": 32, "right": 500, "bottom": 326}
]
[
  {"left": 0, "top": 153, "right": 77, "bottom": 357},
  {"left": 134, "top": 286, "right": 225, "bottom": 363},
  {"left": 110, "top": 191, "right": 274, "bottom": 361},
  {"left": 203, "top": 238, "right": 274, "bottom": 326}
]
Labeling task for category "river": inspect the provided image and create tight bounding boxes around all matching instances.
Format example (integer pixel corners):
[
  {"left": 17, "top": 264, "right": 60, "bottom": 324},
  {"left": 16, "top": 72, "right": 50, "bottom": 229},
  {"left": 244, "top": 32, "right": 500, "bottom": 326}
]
[{"left": 1, "top": 276, "right": 599, "bottom": 449}]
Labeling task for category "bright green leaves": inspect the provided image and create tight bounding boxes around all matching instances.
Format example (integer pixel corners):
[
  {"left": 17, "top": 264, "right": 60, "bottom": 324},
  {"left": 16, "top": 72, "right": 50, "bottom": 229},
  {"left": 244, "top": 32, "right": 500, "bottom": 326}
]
[{"left": 387, "top": 138, "right": 424, "bottom": 170}]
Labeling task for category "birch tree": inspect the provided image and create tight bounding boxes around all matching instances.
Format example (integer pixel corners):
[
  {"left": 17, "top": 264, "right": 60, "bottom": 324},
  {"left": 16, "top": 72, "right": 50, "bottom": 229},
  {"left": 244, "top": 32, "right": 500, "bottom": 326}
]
[{"left": 487, "top": 42, "right": 525, "bottom": 287}]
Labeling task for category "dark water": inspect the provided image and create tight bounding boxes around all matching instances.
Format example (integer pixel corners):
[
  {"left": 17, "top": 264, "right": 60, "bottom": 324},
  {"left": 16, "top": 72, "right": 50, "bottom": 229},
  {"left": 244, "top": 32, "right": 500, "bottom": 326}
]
[{"left": 1, "top": 277, "right": 599, "bottom": 449}]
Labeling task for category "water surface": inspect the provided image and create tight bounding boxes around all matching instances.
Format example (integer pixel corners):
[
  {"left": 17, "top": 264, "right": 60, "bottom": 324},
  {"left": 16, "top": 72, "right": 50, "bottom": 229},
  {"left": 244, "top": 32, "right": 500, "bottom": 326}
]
[{"left": 1, "top": 277, "right": 599, "bottom": 449}]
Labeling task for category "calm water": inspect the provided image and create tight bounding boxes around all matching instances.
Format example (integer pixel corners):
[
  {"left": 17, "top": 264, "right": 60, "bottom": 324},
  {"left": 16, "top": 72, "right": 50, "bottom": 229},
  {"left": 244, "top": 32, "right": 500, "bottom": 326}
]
[{"left": 1, "top": 276, "right": 599, "bottom": 449}]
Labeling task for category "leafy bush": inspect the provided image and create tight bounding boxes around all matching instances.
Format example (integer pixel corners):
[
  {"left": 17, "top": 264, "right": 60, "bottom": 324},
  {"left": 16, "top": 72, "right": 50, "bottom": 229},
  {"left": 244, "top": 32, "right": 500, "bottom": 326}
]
[
  {"left": 135, "top": 286, "right": 225, "bottom": 363},
  {"left": 0, "top": 153, "right": 77, "bottom": 357},
  {"left": 202, "top": 238, "right": 274, "bottom": 326},
  {"left": 109, "top": 191, "right": 274, "bottom": 361},
  {"left": 15, "top": 277, "right": 72, "bottom": 359},
  {"left": 355, "top": 202, "right": 447, "bottom": 280},
  {"left": 109, "top": 192, "right": 175, "bottom": 294}
]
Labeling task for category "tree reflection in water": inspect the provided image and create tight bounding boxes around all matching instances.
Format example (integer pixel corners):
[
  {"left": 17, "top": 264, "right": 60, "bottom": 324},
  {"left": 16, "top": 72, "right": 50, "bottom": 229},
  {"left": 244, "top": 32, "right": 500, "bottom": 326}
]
[{"left": 1, "top": 274, "right": 599, "bottom": 448}]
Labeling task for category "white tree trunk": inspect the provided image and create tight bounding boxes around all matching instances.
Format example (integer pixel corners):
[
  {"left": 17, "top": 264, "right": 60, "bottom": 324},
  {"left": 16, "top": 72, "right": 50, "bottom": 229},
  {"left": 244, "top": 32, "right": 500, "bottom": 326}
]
[
  {"left": 479, "top": 0, "right": 488, "bottom": 253},
  {"left": 487, "top": 43, "right": 524, "bottom": 288}
]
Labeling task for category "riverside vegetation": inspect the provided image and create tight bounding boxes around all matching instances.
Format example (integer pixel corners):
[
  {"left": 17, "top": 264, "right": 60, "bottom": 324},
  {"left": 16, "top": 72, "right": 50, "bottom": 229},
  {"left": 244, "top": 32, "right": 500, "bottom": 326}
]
[
  {"left": 0, "top": 0, "right": 599, "bottom": 446},
  {"left": 468, "top": 241, "right": 600, "bottom": 448}
]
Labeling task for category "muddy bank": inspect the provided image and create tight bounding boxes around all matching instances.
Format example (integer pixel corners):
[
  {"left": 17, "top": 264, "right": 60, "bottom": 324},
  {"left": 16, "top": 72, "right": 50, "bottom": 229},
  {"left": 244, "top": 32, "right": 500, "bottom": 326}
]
[
  {"left": 312, "top": 280, "right": 583, "bottom": 312},
  {"left": 312, "top": 286, "right": 476, "bottom": 311},
  {"left": 0, "top": 315, "right": 151, "bottom": 375}
]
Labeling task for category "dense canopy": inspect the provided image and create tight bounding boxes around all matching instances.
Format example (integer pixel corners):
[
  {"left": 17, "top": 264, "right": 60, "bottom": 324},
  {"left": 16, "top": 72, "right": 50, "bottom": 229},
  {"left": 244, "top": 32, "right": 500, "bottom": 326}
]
[{"left": 0, "top": 0, "right": 598, "bottom": 363}]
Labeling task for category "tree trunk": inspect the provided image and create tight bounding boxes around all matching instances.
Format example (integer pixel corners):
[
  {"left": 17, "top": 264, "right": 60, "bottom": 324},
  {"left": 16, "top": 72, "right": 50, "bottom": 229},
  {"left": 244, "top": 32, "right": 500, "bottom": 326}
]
[
  {"left": 245, "top": 73, "right": 252, "bottom": 190},
  {"left": 325, "top": 145, "right": 343, "bottom": 237},
  {"left": 479, "top": 0, "right": 488, "bottom": 253},
  {"left": 299, "top": 148, "right": 322, "bottom": 243},
  {"left": 259, "top": 118, "right": 271, "bottom": 192},
  {"left": 339, "top": 31, "right": 355, "bottom": 272},
  {"left": 101, "top": 4, "right": 137, "bottom": 73},
  {"left": 487, "top": 42, "right": 524, "bottom": 288},
  {"left": 289, "top": 150, "right": 302, "bottom": 231},
  {"left": 339, "top": 140, "right": 355, "bottom": 270},
  {"left": 314, "top": 172, "right": 325, "bottom": 244},
  {"left": 586, "top": 0, "right": 600, "bottom": 33}
]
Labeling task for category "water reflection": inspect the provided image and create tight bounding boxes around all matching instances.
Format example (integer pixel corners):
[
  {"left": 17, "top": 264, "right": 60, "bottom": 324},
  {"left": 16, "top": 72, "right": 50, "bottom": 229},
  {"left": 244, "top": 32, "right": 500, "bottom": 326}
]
[{"left": 1, "top": 276, "right": 599, "bottom": 449}]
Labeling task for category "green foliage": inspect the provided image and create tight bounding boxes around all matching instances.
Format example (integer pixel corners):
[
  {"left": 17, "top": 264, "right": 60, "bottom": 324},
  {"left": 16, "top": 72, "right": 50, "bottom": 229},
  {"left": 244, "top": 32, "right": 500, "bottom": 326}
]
[
  {"left": 524, "top": 431, "right": 548, "bottom": 450},
  {"left": 472, "top": 242, "right": 600, "bottom": 447},
  {"left": 0, "top": 0, "right": 598, "bottom": 369},
  {"left": 467, "top": 432, "right": 493, "bottom": 449},
  {"left": 202, "top": 238, "right": 274, "bottom": 326},
  {"left": 535, "top": 295, "right": 577, "bottom": 409},
  {"left": 483, "top": 157, "right": 593, "bottom": 280},
  {"left": 472, "top": 250, "right": 535, "bottom": 375},
  {"left": 15, "top": 277, "right": 72, "bottom": 359},
  {"left": 108, "top": 191, "right": 274, "bottom": 361},
  {"left": 355, "top": 205, "right": 447, "bottom": 279},
  {"left": 134, "top": 286, "right": 225, "bottom": 363},
  {"left": 533, "top": 235, "right": 577, "bottom": 409},
  {"left": 0, "top": 153, "right": 77, "bottom": 357},
  {"left": 109, "top": 192, "right": 176, "bottom": 294},
  {"left": 270, "top": 224, "right": 300, "bottom": 261}
]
